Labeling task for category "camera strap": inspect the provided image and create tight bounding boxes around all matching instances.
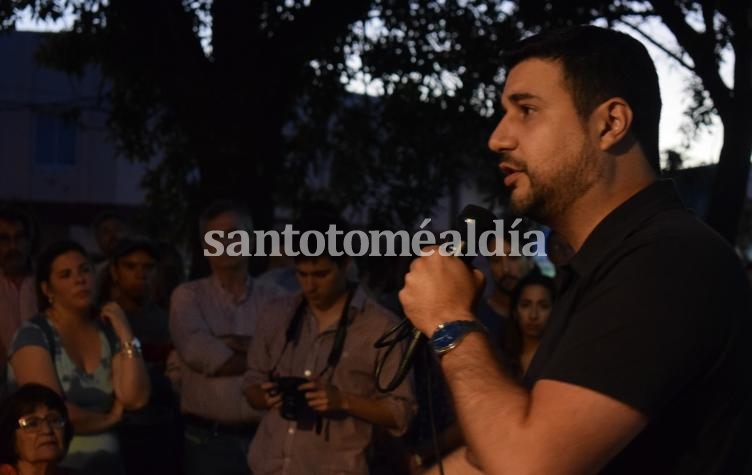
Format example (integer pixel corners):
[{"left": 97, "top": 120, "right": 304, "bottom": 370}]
[{"left": 269, "top": 284, "right": 356, "bottom": 379}]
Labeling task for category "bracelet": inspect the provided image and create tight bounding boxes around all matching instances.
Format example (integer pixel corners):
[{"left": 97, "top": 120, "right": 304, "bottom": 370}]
[{"left": 120, "top": 337, "right": 142, "bottom": 359}]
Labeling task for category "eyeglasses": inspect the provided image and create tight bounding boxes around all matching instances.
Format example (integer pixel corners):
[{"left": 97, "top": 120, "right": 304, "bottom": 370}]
[{"left": 17, "top": 413, "right": 66, "bottom": 431}]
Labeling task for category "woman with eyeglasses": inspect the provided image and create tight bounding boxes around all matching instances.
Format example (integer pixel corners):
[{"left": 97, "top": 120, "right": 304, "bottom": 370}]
[
  {"left": 6, "top": 241, "right": 150, "bottom": 475},
  {"left": 0, "top": 383, "right": 74, "bottom": 475}
]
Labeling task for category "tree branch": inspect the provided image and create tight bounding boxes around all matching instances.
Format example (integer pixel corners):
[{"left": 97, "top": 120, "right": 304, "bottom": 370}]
[
  {"left": 616, "top": 19, "right": 695, "bottom": 71},
  {"left": 648, "top": 0, "right": 732, "bottom": 117}
]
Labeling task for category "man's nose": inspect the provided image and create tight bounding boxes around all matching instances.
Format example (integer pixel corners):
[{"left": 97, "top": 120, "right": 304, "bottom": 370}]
[
  {"left": 299, "top": 277, "right": 314, "bottom": 291},
  {"left": 487, "top": 114, "right": 517, "bottom": 154}
]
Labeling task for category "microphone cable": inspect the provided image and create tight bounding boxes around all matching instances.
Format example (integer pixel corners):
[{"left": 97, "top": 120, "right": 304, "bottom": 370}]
[
  {"left": 374, "top": 204, "right": 497, "bottom": 392},
  {"left": 373, "top": 205, "right": 497, "bottom": 473}
]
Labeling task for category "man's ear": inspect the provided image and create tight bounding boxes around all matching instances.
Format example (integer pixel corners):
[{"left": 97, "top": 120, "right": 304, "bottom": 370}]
[
  {"left": 40, "top": 281, "right": 52, "bottom": 301},
  {"left": 592, "top": 98, "right": 633, "bottom": 151}
]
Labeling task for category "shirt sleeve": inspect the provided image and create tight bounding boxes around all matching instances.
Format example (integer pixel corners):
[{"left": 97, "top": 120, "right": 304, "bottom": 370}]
[
  {"left": 8, "top": 320, "right": 49, "bottom": 359},
  {"left": 243, "top": 298, "right": 288, "bottom": 390},
  {"left": 540, "top": 237, "right": 736, "bottom": 418},
  {"left": 169, "top": 283, "right": 234, "bottom": 376}
]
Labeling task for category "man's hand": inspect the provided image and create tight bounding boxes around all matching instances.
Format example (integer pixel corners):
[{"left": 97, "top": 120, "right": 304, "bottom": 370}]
[
  {"left": 300, "top": 379, "right": 347, "bottom": 413},
  {"left": 261, "top": 382, "right": 283, "bottom": 410},
  {"left": 399, "top": 246, "right": 485, "bottom": 336}
]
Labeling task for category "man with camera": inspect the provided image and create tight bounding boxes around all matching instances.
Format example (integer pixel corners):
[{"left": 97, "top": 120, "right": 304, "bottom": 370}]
[{"left": 243, "top": 210, "right": 415, "bottom": 475}]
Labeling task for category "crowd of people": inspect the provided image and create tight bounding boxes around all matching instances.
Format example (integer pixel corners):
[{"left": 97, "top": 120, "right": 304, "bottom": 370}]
[
  {"left": 1, "top": 23, "right": 751, "bottom": 475},
  {"left": 0, "top": 199, "right": 554, "bottom": 475}
]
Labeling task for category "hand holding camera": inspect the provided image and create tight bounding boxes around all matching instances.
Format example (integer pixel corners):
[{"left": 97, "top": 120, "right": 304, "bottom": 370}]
[
  {"left": 300, "top": 379, "right": 347, "bottom": 413},
  {"left": 260, "top": 381, "right": 283, "bottom": 410},
  {"left": 267, "top": 376, "right": 311, "bottom": 421}
]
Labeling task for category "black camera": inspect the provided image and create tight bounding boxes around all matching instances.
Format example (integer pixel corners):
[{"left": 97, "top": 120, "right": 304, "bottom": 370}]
[{"left": 271, "top": 376, "right": 310, "bottom": 421}]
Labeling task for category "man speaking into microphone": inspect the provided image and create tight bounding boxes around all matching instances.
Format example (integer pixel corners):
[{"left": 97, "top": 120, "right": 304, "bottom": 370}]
[{"left": 399, "top": 26, "right": 751, "bottom": 475}]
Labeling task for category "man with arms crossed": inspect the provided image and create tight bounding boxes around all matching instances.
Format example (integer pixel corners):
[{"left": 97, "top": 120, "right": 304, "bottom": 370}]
[
  {"left": 400, "top": 26, "right": 751, "bottom": 474},
  {"left": 170, "top": 201, "right": 284, "bottom": 474}
]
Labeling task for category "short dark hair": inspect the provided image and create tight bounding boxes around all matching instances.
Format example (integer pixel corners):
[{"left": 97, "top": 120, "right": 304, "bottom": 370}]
[
  {"left": 35, "top": 240, "right": 89, "bottom": 311},
  {"left": 92, "top": 210, "right": 126, "bottom": 229},
  {"left": 291, "top": 205, "right": 350, "bottom": 265},
  {"left": 0, "top": 209, "right": 30, "bottom": 231},
  {"left": 0, "top": 384, "right": 73, "bottom": 466},
  {"left": 110, "top": 238, "right": 159, "bottom": 265},
  {"left": 0, "top": 208, "right": 38, "bottom": 254},
  {"left": 505, "top": 25, "right": 661, "bottom": 172}
]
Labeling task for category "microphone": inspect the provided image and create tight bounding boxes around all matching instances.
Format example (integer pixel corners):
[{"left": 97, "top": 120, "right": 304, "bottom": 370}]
[{"left": 374, "top": 205, "right": 497, "bottom": 392}]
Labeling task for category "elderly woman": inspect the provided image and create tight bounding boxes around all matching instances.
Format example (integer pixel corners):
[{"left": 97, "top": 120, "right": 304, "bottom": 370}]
[
  {"left": 0, "top": 383, "right": 74, "bottom": 475},
  {"left": 7, "top": 241, "right": 150, "bottom": 474}
]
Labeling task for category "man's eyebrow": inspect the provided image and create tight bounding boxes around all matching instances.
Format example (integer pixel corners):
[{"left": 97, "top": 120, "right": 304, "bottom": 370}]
[
  {"left": 499, "top": 92, "right": 542, "bottom": 114},
  {"left": 507, "top": 92, "right": 542, "bottom": 103}
]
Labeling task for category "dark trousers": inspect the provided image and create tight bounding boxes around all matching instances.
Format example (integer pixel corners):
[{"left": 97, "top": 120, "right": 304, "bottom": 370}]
[{"left": 183, "top": 421, "right": 254, "bottom": 475}]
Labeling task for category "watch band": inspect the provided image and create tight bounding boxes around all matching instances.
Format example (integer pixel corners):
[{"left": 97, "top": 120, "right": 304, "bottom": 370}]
[{"left": 429, "top": 320, "right": 487, "bottom": 356}]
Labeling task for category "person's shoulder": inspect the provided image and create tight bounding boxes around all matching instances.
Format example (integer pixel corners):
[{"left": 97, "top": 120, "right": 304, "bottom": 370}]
[
  {"left": 629, "top": 208, "right": 740, "bottom": 270},
  {"left": 252, "top": 278, "right": 290, "bottom": 301},
  {"left": 10, "top": 316, "right": 50, "bottom": 352},
  {"left": 171, "top": 277, "right": 212, "bottom": 299},
  {"left": 254, "top": 292, "right": 301, "bottom": 332}
]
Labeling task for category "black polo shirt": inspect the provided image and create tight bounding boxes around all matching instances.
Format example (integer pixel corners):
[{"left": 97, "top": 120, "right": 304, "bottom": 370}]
[{"left": 524, "top": 180, "right": 752, "bottom": 474}]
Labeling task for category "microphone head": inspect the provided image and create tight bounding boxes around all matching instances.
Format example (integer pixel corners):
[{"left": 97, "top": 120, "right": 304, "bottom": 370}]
[
  {"left": 456, "top": 204, "right": 497, "bottom": 237},
  {"left": 453, "top": 205, "right": 497, "bottom": 262}
]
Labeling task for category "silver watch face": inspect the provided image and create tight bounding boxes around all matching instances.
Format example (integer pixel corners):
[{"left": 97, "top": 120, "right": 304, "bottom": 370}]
[{"left": 130, "top": 337, "right": 142, "bottom": 350}]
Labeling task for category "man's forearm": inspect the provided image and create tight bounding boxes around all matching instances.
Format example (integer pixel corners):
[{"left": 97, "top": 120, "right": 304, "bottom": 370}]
[
  {"left": 214, "top": 351, "right": 247, "bottom": 376},
  {"left": 439, "top": 327, "right": 531, "bottom": 474},
  {"left": 245, "top": 384, "right": 268, "bottom": 410}
]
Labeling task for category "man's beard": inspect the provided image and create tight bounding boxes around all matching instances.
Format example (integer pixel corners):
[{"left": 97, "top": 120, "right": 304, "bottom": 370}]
[{"left": 509, "top": 140, "right": 601, "bottom": 224}]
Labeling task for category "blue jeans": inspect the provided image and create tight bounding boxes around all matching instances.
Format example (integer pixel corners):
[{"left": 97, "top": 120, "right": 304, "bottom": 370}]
[{"left": 183, "top": 423, "right": 253, "bottom": 475}]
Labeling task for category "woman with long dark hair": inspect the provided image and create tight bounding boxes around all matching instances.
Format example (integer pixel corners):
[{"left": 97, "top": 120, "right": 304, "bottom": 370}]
[{"left": 501, "top": 272, "right": 556, "bottom": 379}]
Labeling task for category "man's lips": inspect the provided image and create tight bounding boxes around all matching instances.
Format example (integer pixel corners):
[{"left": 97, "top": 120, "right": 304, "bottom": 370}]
[
  {"left": 499, "top": 163, "right": 519, "bottom": 175},
  {"left": 499, "top": 162, "right": 524, "bottom": 187},
  {"left": 503, "top": 170, "right": 523, "bottom": 187}
]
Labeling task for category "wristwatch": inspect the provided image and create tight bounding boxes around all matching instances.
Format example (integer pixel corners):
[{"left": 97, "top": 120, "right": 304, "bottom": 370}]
[{"left": 429, "top": 320, "right": 487, "bottom": 356}]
